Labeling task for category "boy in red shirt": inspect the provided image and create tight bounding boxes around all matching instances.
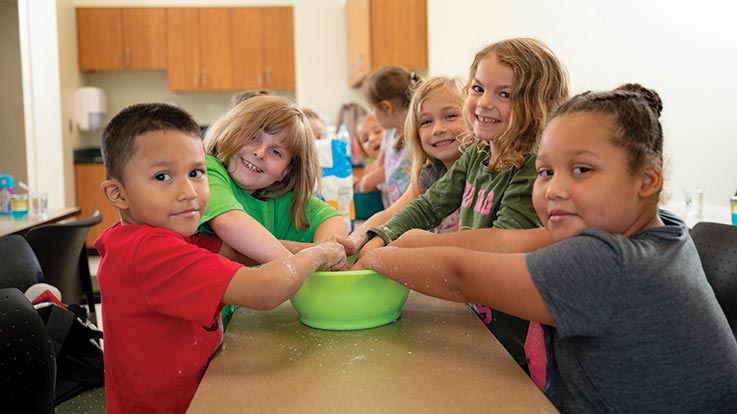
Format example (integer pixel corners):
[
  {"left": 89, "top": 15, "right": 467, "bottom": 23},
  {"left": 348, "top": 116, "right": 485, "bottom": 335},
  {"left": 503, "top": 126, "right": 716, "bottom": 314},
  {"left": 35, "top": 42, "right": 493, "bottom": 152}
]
[{"left": 95, "top": 103, "right": 346, "bottom": 414}]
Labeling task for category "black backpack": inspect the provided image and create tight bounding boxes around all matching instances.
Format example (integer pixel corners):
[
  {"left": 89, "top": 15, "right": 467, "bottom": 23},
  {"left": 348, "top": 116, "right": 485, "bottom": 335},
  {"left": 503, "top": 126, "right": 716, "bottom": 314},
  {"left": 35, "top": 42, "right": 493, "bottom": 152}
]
[{"left": 35, "top": 302, "right": 105, "bottom": 404}]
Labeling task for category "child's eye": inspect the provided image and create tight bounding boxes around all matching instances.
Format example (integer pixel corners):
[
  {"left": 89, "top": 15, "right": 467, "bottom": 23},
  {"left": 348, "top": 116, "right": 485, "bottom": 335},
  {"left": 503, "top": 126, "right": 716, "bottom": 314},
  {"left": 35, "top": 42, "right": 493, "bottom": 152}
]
[
  {"left": 154, "top": 173, "right": 171, "bottom": 181},
  {"left": 190, "top": 169, "right": 205, "bottom": 178},
  {"left": 573, "top": 166, "right": 592, "bottom": 174},
  {"left": 537, "top": 169, "right": 553, "bottom": 178},
  {"left": 446, "top": 112, "right": 460, "bottom": 120},
  {"left": 270, "top": 149, "right": 283, "bottom": 158},
  {"left": 499, "top": 91, "right": 510, "bottom": 99},
  {"left": 471, "top": 85, "right": 484, "bottom": 94},
  {"left": 420, "top": 118, "right": 432, "bottom": 126}
]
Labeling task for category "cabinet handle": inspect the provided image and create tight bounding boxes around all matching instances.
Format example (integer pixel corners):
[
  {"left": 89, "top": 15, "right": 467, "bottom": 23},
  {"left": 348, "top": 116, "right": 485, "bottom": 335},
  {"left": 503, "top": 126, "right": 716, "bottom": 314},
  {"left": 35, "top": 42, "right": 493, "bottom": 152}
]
[
  {"left": 265, "top": 67, "right": 272, "bottom": 86},
  {"left": 356, "top": 54, "right": 362, "bottom": 72},
  {"left": 193, "top": 74, "right": 199, "bottom": 88},
  {"left": 125, "top": 46, "right": 130, "bottom": 66},
  {"left": 202, "top": 68, "right": 208, "bottom": 88},
  {"left": 257, "top": 72, "right": 263, "bottom": 87}
]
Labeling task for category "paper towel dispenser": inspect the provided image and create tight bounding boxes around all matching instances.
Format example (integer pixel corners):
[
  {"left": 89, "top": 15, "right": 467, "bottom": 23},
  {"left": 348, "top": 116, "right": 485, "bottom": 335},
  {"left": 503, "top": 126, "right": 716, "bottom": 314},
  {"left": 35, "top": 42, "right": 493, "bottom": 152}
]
[{"left": 74, "top": 87, "right": 107, "bottom": 131}]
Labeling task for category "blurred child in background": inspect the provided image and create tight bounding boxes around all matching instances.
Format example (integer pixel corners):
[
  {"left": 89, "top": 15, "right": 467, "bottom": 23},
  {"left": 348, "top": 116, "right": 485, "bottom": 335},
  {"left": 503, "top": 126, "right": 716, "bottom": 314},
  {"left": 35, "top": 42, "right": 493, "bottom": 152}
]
[
  {"left": 302, "top": 108, "right": 326, "bottom": 140},
  {"left": 353, "top": 113, "right": 386, "bottom": 193},
  {"left": 362, "top": 65, "right": 421, "bottom": 207}
]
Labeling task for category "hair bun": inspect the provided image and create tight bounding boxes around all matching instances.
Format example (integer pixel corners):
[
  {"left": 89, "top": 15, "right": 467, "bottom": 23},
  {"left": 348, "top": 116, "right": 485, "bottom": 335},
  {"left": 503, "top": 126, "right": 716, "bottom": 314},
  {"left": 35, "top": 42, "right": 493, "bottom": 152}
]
[{"left": 616, "top": 83, "right": 663, "bottom": 117}]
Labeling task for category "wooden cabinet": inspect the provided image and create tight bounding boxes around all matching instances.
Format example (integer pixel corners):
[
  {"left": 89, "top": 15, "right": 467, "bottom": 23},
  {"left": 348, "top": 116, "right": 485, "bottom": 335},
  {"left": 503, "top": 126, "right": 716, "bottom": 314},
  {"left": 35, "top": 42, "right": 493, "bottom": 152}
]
[
  {"left": 345, "top": 0, "right": 428, "bottom": 86},
  {"left": 167, "top": 7, "right": 295, "bottom": 92},
  {"left": 74, "top": 164, "right": 119, "bottom": 248},
  {"left": 77, "top": 8, "right": 167, "bottom": 71}
]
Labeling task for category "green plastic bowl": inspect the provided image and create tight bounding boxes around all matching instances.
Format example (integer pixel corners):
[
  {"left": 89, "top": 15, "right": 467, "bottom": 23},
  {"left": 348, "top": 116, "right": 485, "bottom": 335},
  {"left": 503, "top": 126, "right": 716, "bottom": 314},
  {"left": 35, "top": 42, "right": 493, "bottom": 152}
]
[{"left": 290, "top": 269, "right": 410, "bottom": 330}]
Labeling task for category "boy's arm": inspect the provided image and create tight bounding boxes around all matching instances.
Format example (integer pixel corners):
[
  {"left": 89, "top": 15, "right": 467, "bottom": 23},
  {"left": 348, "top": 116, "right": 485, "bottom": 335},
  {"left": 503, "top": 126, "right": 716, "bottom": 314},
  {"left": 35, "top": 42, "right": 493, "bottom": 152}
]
[
  {"left": 222, "top": 241, "right": 346, "bottom": 310},
  {"left": 209, "top": 210, "right": 293, "bottom": 263},
  {"left": 391, "top": 227, "right": 553, "bottom": 254},
  {"left": 356, "top": 165, "right": 385, "bottom": 193},
  {"left": 354, "top": 246, "right": 554, "bottom": 326}
]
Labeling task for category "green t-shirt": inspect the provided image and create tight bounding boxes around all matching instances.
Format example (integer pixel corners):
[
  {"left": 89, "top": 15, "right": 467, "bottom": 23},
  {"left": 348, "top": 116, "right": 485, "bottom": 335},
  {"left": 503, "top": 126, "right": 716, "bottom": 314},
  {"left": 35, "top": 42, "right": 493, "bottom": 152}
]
[{"left": 198, "top": 155, "right": 340, "bottom": 243}]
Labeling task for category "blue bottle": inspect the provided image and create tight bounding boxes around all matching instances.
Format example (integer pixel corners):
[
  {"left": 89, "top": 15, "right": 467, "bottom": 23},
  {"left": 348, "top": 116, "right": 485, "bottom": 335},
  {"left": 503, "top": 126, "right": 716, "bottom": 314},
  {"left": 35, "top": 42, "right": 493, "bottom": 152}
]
[{"left": 0, "top": 174, "right": 15, "bottom": 215}]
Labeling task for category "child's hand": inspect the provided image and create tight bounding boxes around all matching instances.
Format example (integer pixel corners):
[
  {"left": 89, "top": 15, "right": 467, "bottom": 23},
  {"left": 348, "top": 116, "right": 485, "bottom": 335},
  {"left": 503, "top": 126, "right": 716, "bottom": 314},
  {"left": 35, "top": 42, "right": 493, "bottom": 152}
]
[
  {"left": 317, "top": 241, "right": 348, "bottom": 271},
  {"left": 357, "top": 236, "right": 385, "bottom": 260}
]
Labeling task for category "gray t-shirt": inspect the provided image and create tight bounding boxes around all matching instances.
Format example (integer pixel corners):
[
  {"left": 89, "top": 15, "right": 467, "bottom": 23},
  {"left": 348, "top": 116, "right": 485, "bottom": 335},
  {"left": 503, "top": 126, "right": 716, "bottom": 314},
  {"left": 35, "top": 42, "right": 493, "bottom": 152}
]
[{"left": 527, "top": 211, "right": 737, "bottom": 413}]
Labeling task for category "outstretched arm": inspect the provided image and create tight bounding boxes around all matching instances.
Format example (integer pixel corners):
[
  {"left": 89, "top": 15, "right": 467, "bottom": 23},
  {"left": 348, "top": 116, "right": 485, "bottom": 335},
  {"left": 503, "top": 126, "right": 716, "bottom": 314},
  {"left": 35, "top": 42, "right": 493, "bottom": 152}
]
[
  {"left": 223, "top": 241, "right": 346, "bottom": 310},
  {"left": 354, "top": 246, "right": 554, "bottom": 326},
  {"left": 336, "top": 183, "right": 422, "bottom": 256},
  {"left": 391, "top": 227, "right": 553, "bottom": 254},
  {"left": 209, "top": 210, "right": 292, "bottom": 263}
]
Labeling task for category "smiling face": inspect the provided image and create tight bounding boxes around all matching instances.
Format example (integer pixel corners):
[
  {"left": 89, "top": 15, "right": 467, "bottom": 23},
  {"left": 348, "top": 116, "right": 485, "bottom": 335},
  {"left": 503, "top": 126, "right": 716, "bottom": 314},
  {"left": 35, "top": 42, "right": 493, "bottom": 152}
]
[
  {"left": 227, "top": 129, "right": 293, "bottom": 194},
  {"left": 356, "top": 117, "right": 385, "bottom": 159},
  {"left": 418, "top": 90, "right": 464, "bottom": 168},
  {"left": 465, "top": 56, "right": 513, "bottom": 144},
  {"left": 117, "top": 130, "right": 209, "bottom": 237},
  {"left": 533, "top": 113, "right": 660, "bottom": 242}
]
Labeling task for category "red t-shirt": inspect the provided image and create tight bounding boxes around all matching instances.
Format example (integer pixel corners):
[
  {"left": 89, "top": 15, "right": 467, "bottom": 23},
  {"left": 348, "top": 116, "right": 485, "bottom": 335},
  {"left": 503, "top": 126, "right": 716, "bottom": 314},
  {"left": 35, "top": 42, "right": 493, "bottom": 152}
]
[{"left": 94, "top": 223, "right": 242, "bottom": 414}]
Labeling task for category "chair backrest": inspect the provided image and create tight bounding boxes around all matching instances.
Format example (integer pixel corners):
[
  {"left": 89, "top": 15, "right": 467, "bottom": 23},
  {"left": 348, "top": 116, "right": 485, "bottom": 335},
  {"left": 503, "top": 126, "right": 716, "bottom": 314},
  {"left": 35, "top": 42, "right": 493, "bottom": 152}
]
[
  {"left": 690, "top": 222, "right": 737, "bottom": 335},
  {"left": 0, "top": 234, "right": 44, "bottom": 292},
  {"left": 23, "top": 212, "right": 103, "bottom": 310},
  {"left": 0, "top": 287, "right": 56, "bottom": 414}
]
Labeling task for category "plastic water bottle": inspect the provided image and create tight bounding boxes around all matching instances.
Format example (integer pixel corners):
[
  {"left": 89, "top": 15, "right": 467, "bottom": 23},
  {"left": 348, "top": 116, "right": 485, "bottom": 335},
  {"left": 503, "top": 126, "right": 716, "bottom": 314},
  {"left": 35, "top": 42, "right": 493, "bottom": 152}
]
[
  {"left": 0, "top": 174, "right": 15, "bottom": 215},
  {"left": 336, "top": 125, "right": 352, "bottom": 159}
]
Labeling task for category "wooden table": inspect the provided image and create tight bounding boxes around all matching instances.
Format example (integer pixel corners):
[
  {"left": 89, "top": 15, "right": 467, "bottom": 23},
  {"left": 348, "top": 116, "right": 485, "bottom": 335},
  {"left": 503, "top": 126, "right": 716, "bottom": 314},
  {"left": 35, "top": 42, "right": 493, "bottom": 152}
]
[
  {"left": 0, "top": 207, "right": 81, "bottom": 237},
  {"left": 188, "top": 292, "right": 557, "bottom": 413}
]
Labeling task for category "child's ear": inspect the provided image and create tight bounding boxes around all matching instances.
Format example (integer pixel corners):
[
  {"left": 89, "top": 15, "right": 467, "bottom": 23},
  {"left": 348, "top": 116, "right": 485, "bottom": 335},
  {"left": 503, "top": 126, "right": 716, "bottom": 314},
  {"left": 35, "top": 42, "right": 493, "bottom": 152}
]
[
  {"left": 379, "top": 100, "right": 394, "bottom": 115},
  {"left": 638, "top": 163, "right": 663, "bottom": 198},
  {"left": 101, "top": 179, "right": 129, "bottom": 210}
]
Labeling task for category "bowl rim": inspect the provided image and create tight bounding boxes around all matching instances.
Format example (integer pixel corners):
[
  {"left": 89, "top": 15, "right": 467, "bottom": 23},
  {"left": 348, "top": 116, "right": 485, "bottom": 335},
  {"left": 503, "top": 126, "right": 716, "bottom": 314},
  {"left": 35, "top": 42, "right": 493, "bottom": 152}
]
[{"left": 310, "top": 269, "right": 381, "bottom": 277}]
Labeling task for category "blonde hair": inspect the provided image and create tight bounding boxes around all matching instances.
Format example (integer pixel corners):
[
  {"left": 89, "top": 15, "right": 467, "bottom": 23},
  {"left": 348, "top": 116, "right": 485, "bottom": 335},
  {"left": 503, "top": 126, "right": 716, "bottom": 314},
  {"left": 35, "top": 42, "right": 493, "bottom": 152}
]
[
  {"left": 204, "top": 95, "right": 320, "bottom": 230},
  {"left": 354, "top": 113, "right": 379, "bottom": 159},
  {"left": 466, "top": 38, "right": 569, "bottom": 172},
  {"left": 404, "top": 76, "right": 467, "bottom": 193}
]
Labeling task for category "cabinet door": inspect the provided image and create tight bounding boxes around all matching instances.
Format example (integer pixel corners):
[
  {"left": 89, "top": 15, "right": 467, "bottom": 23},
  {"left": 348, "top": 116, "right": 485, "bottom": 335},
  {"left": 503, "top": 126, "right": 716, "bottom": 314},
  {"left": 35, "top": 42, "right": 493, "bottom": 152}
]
[
  {"left": 77, "top": 8, "right": 124, "bottom": 71},
  {"left": 74, "top": 164, "right": 120, "bottom": 248},
  {"left": 230, "top": 8, "right": 264, "bottom": 90},
  {"left": 166, "top": 8, "right": 201, "bottom": 92},
  {"left": 345, "top": 0, "right": 371, "bottom": 86},
  {"left": 370, "top": 0, "right": 428, "bottom": 69},
  {"left": 198, "top": 8, "right": 233, "bottom": 91},
  {"left": 261, "top": 7, "right": 295, "bottom": 90},
  {"left": 122, "top": 8, "right": 167, "bottom": 70}
]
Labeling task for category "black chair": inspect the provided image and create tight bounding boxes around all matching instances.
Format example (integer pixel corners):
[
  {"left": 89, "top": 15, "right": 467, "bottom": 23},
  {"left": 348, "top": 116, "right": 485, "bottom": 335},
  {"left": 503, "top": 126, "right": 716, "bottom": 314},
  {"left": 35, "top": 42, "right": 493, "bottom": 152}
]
[
  {"left": 690, "top": 222, "right": 737, "bottom": 336},
  {"left": 0, "top": 287, "right": 56, "bottom": 414},
  {"left": 24, "top": 211, "right": 103, "bottom": 323},
  {"left": 0, "top": 234, "right": 44, "bottom": 292}
]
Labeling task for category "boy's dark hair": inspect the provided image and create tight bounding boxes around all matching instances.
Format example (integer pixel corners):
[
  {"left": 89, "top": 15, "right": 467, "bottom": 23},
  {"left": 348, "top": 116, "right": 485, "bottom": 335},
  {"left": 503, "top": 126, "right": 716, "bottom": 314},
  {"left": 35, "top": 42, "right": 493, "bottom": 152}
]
[
  {"left": 552, "top": 83, "right": 663, "bottom": 172},
  {"left": 101, "top": 103, "right": 201, "bottom": 181}
]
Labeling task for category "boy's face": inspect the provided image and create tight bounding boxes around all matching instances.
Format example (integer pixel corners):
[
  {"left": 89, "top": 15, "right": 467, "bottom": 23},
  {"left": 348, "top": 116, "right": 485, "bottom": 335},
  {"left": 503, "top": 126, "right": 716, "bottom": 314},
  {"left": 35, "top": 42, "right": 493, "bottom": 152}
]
[
  {"left": 115, "top": 130, "right": 209, "bottom": 237},
  {"left": 533, "top": 113, "right": 653, "bottom": 242}
]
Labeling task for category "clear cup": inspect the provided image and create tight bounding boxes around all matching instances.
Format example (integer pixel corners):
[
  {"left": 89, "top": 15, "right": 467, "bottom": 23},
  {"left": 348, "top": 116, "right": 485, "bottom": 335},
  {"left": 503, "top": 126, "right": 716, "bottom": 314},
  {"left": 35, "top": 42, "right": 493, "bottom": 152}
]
[
  {"left": 30, "top": 192, "right": 48, "bottom": 216},
  {"left": 10, "top": 193, "right": 28, "bottom": 218},
  {"left": 684, "top": 188, "right": 703, "bottom": 217},
  {"left": 731, "top": 196, "right": 737, "bottom": 225}
]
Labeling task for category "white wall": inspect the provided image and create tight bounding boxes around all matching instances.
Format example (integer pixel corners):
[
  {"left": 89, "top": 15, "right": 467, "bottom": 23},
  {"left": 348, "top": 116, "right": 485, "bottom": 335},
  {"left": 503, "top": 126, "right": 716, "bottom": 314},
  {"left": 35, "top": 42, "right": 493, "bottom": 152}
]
[
  {"left": 427, "top": 0, "right": 737, "bottom": 204},
  {"left": 0, "top": 1, "right": 27, "bottom": 185}
]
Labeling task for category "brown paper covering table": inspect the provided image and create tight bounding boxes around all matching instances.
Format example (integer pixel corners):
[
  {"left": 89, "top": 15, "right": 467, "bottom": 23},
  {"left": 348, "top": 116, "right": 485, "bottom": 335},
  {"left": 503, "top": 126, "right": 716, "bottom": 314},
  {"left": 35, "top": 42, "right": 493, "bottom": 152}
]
[{"left": 188, "top": 292, "right": 557, "bottom": 413}]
